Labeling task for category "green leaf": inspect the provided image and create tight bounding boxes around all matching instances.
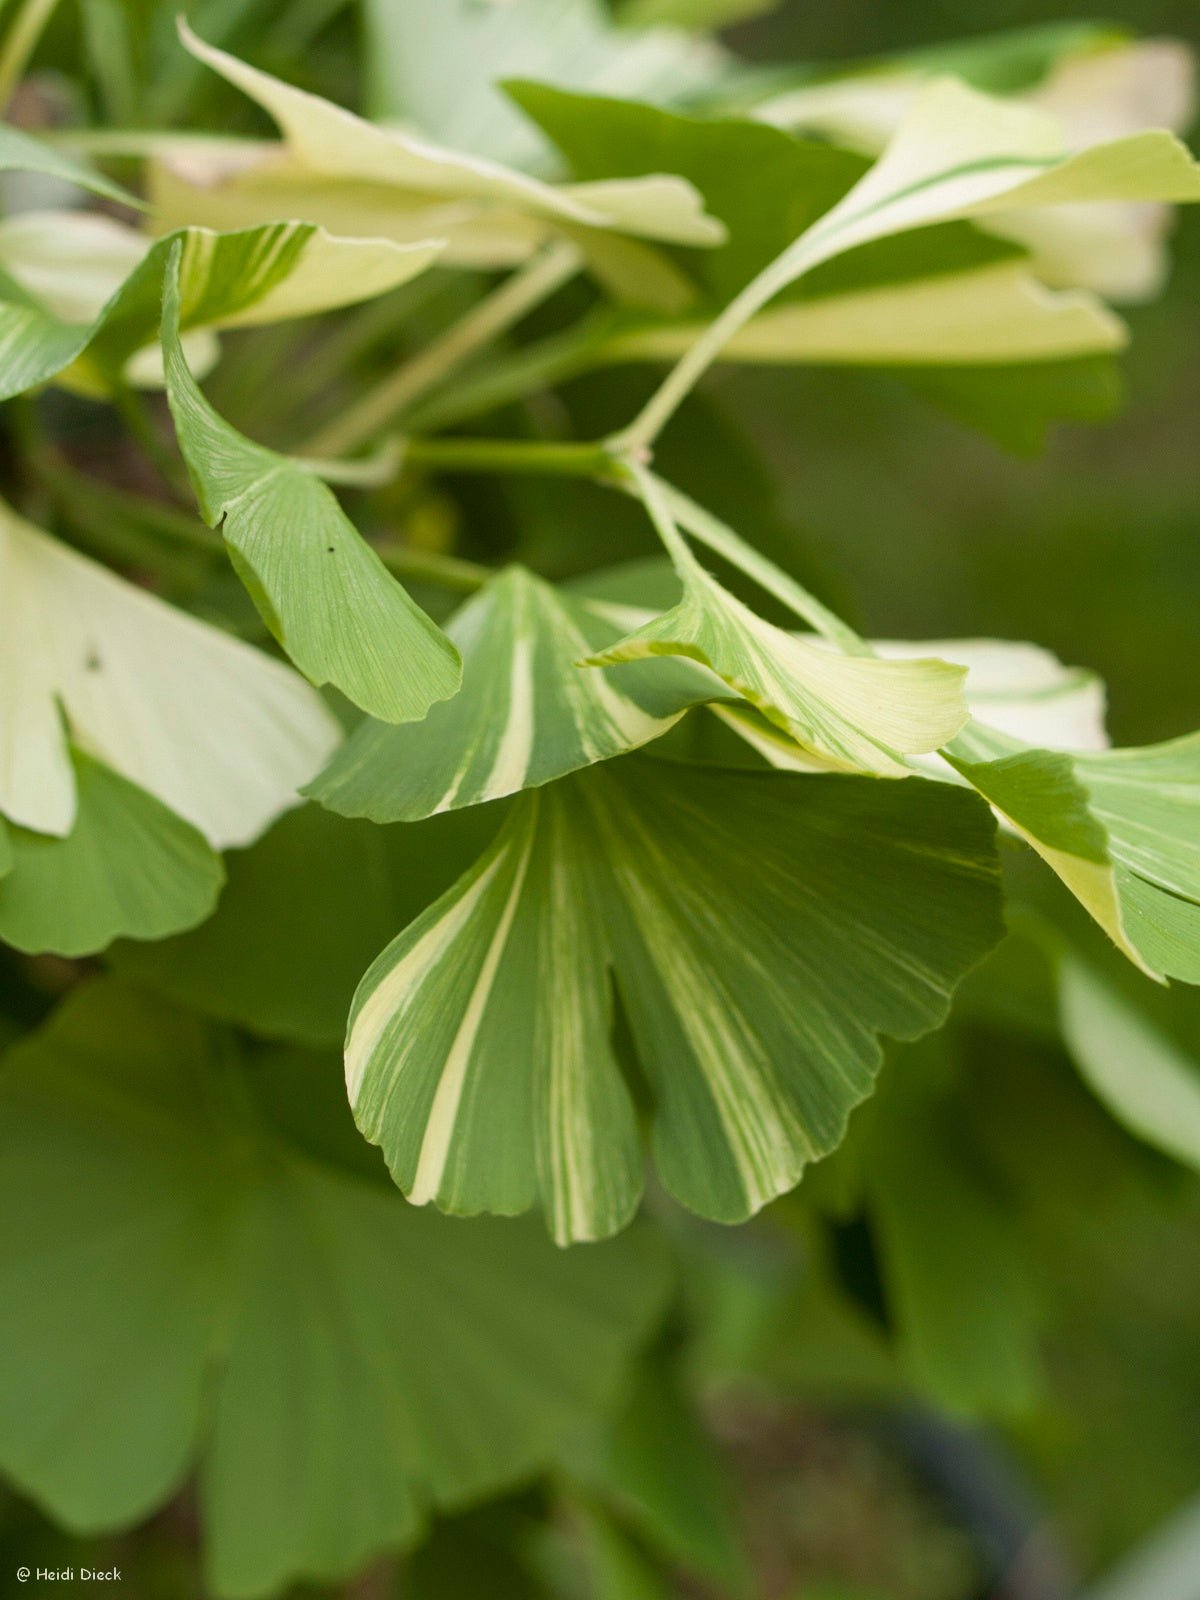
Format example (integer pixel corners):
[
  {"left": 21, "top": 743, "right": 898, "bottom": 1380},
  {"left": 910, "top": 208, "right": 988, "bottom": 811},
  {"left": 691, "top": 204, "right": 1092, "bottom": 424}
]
[
  {"left": 589, "top": 481, "right": 968, "bottom": 776},
  {"left": 0, "top": 216, "right": 442, "bottom": 402},
  {"left": 161, "top": 245, "right": 462, "bottom": 724},
  {"left": 347, "top": 756, "right": 1003, "bottom": 1242},
  {"left": 309, "top": 565, "right": 729, "bottom": 822},
  {"left": 569, "top": 1345, "right": 749, "bottom": 1591},
  {"left": 507, "top": 83, "right": 868, "bottom": 301},
  {"left": 0, "top": 494, "right": 339, "bottom": 846},
  {"left": 0, "top": 981, "right": 668, "bottom": 1598},
  {"left": 946, "top": 724, "right": 1200, "bottom": 983},
  {"left": 1059, "top": 955, "right": 1200, "bottom": 1174},
  {"left": 112, "top": 801, "right": 501, "bottom": 1047},
  {"left": 869, "top": 1077, "right": 1042, "bottom": 1416},
  {"left": 0, "top": 750, "right": 222, "bottom": 957},
  {"left": 0, "top": 122, "right": 143, "bottom": 209}
]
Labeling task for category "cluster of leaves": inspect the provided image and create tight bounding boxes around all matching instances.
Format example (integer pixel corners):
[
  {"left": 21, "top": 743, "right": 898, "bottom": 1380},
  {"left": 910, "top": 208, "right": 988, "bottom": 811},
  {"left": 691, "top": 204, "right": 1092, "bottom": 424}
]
[{"left": 2, "top": 1, "right": 1200, "bottom": 1595}]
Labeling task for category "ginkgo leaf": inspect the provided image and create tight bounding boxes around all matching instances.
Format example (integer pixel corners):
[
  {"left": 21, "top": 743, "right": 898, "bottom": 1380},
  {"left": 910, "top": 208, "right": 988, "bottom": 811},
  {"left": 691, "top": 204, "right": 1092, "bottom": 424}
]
[
  {"left": 0, "top": 122, "right": 143, "bottom": 209},
  {"left": 604, "top": 259, "right": 1127, "bottom": 367},
  {"left": 946, "top": 723, "right": 1200, "bottom": 983},
  {"left": 161, "top": 246, "right": 462, "bottom": 724},
  {"left": 0, "top": 982, "right": 668, "bottom": 1599},
  {"left": 872, "top": 637, "right": 1109, "bottom": 752},
  {"left": 0, "top": 749, "right": 223, "bottom": 956},
  {"left": 347, "top": 756, "right": 1003, "bottom": 1242},
  {"left": 0, "top": 496, "right": 339, "bottom": 845},
  {"left": 0, "top": 212, "right": 442, "bottom": 401},
  {"left": 790, "top": 76, "right": 1200, "bottom": 274},
  {"left": 614, "top": 72, "right": 1200, "bottom": 448},
  {"left": 1058, "top": 955, "right": 1200, "bottom": 1173},
  {"left": 756, "top": 36, "right": 1197, "bottom": 301},
  {"left": 309, "top": 565, "right": 730, "bottom": 822},
  {"left": 113, "top": 801, "right": 501, "bottom": 1047},
  {"left": 587, "top": 514, "right": 968, "bottom": 777},
  {"left": 165, "top": 21, "right": 722, "bottom": 265}
]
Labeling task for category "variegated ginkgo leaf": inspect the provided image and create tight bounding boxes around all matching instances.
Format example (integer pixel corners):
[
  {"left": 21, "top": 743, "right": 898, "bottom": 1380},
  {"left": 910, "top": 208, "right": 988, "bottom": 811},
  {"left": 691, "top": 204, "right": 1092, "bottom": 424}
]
[
  {"left": 756, "top": 37, "right": 1197, "bottom": 302},
  {"left": 776, "top": 72, "right": 1200, "bottom": 275},
  {"left": 151, "top": 22, "right": 723, "bottom": 272},
  {"left": 0, "top": 749, "right": 223, "bottom": 957},
  {"left": 945, "top": 723, "right": 1200, "bottom": 985},
  {"left": 618, "top": 70, "right": 1200, "bottom": 442},
  {"left": 0, "top": 495, "right": 340, "bottom": 845},
  {"left": 604, "top": 258, "right": 1127, "bottom": 368},
  {"left": 587, "top": 485, "right": 968, "bottom": 777},
  {"left": 161, "top": 246, "right": 462, "bottom": 724},
  {"left": 0, "top": 212, "right": 441, "bottom": 401},
  {"left": 309, "top": 566, "right": 730, "bottom": 822},
  {"left": 346, "top": 756, "right": 1004, "bottom": 1243},
  {"left": 720, "top": 635, "right": 1108, "bottom": 772}
]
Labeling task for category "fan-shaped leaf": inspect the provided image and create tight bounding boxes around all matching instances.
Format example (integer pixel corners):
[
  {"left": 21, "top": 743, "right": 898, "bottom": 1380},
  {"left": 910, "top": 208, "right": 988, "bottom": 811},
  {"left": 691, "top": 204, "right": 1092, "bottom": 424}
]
[
  {"left": 347, "top": 757, "right": 1004, "bottom": 1242},
  {"left": 947, "top": 724, "right": 1200, "bottom": 983},
  {"left": 0, "top": 982, "right": 668, "bottom": 1598},
  {"left": 309, "top": 565, "right": 729, "bottom": 821},
  {"left": 0, "top": 496, "right": 339, "bottom": 845},
  {"left": 0, "top": 750, "right": 222, "bottom": 956},
  {"left": 588, "top": 499, "right": 968, "bottom": 776},
  {"left": 161, "top": 247, "right": 462, "bottom": 724}
]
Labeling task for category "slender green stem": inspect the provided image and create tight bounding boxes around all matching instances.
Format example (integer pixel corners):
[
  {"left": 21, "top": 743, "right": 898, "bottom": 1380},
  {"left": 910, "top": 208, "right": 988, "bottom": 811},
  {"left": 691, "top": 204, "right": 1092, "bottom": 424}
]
[
  {"left": 304, "top": 242, "right": 583, "bottom": 459},
  {"left": 0, "top": 0, "right": 63, "bottom": 109},
  {"left": 403, "top": 312, "right": 612, "bottom": 435},
  {"left": 375, "top": 545, "right": 491, "bottom": 593},
  {"left": 608, "top": 236, "right": 820, "bottom": 457},
  {"left": 401, "top": 435, "right": 616, "bottom": 480},
  {"left": 652, "top": 478, "right": 866, "bottom": 650}
]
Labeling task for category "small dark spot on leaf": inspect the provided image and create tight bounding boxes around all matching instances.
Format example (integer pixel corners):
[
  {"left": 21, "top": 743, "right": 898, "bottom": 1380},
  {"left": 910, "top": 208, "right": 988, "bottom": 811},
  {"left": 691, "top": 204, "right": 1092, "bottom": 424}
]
[
  {"left": 84, "top": 651, "right": 102, "bottom": 673},
  {"left": 327, "top": 546, "right": 335, "bottom": 553}
]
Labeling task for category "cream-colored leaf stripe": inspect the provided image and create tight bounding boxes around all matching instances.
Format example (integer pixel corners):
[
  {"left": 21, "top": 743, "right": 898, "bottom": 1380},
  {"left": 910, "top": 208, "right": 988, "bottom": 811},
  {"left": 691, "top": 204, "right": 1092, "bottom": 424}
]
[
  {"left": 309, "top": 565, "right": 730, "bottom": 822},
  {"left": 588, "top": 469, "right": 969, "bottom": 777},
  {"left": 345, "top": 758, "right": 1004, "bottom": 1242},
  {"left": 0, "top": 497, "right": 339, "bottom": 846}
]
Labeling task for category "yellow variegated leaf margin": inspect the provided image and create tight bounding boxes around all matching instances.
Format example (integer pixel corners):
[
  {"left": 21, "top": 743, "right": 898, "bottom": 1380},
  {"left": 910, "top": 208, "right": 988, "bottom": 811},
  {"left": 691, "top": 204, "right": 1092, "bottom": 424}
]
[
  {"left": 588, "top": 472, "right": 968, "bottom": 777},
  {"left": 946, "top": 723, "right": 1200, "bottom": 984},
  {"left": 0, "top": 495, "right": 339, "bottom": 846},
  {"left": 346, "top": 756, "right": 1004, "bottom": 1243},
  {"left": 161, "top": 245, "right": 462, "bottom": 725},
  {"left": 175, "top": 21, "right": 723, "bottom": 254},
  {"left": 309, "top": 565, "right": 732, "bottom": 822},
  {"left": 0, "top": 215, "right": 442, "bottom": 402}
]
